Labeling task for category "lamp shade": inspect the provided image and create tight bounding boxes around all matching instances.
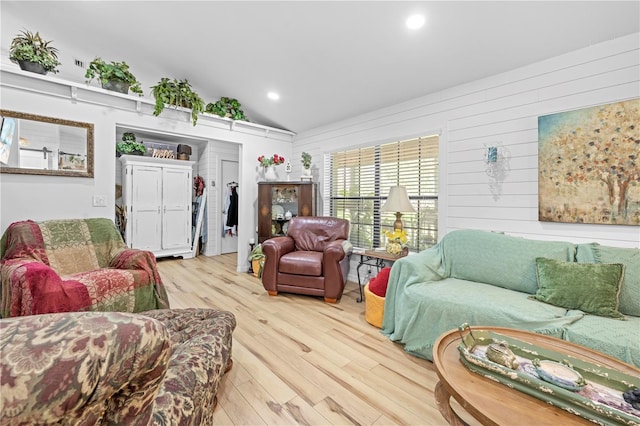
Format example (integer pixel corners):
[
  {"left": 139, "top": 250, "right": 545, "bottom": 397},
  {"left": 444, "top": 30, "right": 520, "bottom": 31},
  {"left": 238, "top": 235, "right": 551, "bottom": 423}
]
[{"left": 380, "top": 186, "right": 415, "bottom": 213}]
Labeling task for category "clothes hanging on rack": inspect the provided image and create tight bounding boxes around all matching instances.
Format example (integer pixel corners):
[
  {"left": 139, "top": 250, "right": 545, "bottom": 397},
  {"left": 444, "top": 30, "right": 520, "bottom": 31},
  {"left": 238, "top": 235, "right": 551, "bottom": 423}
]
[{"left": 223, "top": 182, "right": 238, "bottom": 237}]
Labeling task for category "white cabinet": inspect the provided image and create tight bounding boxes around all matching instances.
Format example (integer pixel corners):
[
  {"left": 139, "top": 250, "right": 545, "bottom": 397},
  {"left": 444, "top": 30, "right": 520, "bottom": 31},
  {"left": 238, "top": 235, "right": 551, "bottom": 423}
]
[{"left": 120, "top": 155, "right": 194, "bottom": 259}]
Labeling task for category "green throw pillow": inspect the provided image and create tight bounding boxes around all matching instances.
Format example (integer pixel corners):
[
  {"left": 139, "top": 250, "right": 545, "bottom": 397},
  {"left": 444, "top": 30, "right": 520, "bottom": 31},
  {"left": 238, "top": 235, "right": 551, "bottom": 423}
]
[{"left": 533, "top": 257, "right": 625, "bottom": 319}]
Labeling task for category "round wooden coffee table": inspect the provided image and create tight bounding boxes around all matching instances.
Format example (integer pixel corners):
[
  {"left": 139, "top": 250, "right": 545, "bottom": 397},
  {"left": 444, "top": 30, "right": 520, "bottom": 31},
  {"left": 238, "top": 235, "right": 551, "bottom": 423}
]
[{"left": 433, "top": 326, "right": 640, "bottom": 426}]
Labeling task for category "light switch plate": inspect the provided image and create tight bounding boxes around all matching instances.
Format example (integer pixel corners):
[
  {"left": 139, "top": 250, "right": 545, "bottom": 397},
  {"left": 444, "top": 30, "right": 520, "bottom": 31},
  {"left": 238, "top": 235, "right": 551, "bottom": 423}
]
[{"left": 92, "top": 195, "right": 107, "bottom": 207}]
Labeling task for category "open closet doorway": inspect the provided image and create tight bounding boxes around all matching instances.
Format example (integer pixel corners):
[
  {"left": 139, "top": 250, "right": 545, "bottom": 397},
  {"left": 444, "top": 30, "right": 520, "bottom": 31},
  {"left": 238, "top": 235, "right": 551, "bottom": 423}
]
[{"left": 221, "top": 160, "right": 239, "bottom": 254}]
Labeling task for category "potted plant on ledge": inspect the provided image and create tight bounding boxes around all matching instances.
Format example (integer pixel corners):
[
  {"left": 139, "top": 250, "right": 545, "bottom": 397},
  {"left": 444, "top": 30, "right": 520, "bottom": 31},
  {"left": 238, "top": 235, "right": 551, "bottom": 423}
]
[
  {"left": 301, "top": 152, "right": 312, "bottom": 177},
  {"left": 85, "top": 57, "right": 143, "bottom": 96},
  {"left": 151, "top": 78, "right": 204, "bottom": 126},
  {"left": 116, "top": 132, "right": 147, "bottom": 156},
  {"left": 205, "top": 97, "right": 248, "bottom": 121},
  {"left": 9, "top": 29, "right": 61, "bottom": 75}
]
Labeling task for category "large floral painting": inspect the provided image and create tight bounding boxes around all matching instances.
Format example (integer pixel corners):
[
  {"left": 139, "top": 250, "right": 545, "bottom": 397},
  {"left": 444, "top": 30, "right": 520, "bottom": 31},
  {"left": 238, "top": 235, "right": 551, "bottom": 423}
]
[{"left": 538, "top": 99, "right": 640, "bottom": 225}]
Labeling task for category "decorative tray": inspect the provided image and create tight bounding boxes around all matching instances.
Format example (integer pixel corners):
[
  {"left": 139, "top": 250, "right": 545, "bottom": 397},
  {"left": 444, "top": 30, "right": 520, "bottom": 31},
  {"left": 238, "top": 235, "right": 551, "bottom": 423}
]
[{"left": 457, "top": 324, "right": 640, "bottom": 426}]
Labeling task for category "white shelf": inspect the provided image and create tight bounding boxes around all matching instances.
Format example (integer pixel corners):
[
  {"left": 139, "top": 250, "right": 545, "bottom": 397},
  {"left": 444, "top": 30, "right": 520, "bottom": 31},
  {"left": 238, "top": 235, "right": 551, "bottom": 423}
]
[{"left": 1, "top": 67, "right": 295, "bottom": 140}]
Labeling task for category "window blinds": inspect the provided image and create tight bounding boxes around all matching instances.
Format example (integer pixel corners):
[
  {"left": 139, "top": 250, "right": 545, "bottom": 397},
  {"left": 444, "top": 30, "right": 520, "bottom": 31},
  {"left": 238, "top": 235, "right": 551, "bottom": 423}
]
[{"left": 329, "top": 135, "right": 439, "bottom": 251}]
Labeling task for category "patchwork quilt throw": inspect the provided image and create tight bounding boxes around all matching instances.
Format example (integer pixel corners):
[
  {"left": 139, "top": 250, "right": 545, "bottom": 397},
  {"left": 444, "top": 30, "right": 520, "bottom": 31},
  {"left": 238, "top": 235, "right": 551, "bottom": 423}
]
[{"left": 0, "top": 219, "right": 170, "bottom": 317}]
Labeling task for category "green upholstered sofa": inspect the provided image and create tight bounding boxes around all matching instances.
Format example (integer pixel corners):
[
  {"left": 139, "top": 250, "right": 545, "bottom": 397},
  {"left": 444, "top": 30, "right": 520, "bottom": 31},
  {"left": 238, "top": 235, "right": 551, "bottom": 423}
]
[{"left": 381, "top": 230, "right": 640, "bottom": 367}]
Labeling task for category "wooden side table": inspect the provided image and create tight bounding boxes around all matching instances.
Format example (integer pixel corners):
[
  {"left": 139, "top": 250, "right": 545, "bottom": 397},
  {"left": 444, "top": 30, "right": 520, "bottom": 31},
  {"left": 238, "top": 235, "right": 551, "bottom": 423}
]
[{"left": 355, "top": 248, "right": 408, "bottom": 302}]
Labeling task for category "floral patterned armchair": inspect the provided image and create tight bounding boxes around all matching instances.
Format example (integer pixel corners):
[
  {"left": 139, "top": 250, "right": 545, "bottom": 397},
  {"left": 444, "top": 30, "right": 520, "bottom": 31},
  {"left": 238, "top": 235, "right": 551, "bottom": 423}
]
[
  {"left": 0, "top": 218, "right": 169, "bottom": 317},
  {"left": 0, "top": 308, "right": 236, "bottom": 425}
]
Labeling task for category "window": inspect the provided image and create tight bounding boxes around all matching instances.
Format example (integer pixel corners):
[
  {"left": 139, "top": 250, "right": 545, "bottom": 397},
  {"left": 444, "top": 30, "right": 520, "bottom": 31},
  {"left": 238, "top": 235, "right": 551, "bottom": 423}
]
[{"left": 327, "top": 135, "right": 438, "bottom": 252}]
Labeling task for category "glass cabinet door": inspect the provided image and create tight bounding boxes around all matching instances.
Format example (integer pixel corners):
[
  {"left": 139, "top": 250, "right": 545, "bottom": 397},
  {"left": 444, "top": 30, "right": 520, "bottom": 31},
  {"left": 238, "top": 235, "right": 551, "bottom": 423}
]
[
  {"left": 271, "top": 185, "right": 297, "bottom": 236},
  {"left": 258, "top": 182, "right": 316, "bottom": 243}
]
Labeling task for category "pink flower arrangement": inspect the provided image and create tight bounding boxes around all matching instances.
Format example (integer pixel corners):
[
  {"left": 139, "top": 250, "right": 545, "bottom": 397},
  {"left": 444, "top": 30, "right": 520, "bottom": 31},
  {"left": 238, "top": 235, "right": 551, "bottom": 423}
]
[{"left": 258, "top": 154, "right": 285, "bottom": 167}]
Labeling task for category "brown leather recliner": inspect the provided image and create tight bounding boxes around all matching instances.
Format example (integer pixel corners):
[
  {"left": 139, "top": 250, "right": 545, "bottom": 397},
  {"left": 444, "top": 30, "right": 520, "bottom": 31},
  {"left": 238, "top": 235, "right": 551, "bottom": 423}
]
[{"left": 261, "top": 216, "right": 353, "bottom": 303}]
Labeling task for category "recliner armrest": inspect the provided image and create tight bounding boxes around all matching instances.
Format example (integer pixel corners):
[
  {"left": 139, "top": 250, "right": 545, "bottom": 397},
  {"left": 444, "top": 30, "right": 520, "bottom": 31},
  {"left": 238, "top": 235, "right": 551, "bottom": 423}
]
[
  {"left": 0, "top": 259, "right": 91, "bottom": 317},
  {"left": 323, "top": 239, "right": 348, "bottom": 262},
  {"left": 322, "top": 239, "right": 352, "bottom": 301},
  {"left": 261, "top": 237, "right": 295, "bottom": 292},
  {"left": 262, "top": 236, "right": 295, "bottom": 256},
  {"left": 109, "top": 248, "right": 157, "bottom": 270},
  {"left": 110, "top": 248, "right": 170, "bottom": 309}
]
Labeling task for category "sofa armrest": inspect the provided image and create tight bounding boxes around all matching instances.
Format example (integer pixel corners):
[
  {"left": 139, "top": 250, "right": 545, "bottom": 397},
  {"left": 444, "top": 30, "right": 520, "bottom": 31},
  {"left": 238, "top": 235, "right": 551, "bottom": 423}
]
[
  {"left": 1, "top": 259, "right": 91, "bottom": 317},
  {"left": 262, "top": 237, "right": 295, "bottom": 292},
  {"left": 0, "top": 311, "right": 172, "bottom": 425},
  {"left": 109, "top": 248, "right": 156, "bottom": 271},
  {"left": 381, "top": 245, "right": 447, "bottom": 332},
  {"left": 110, "top": 249, "right": 170, "bottom": 309}
]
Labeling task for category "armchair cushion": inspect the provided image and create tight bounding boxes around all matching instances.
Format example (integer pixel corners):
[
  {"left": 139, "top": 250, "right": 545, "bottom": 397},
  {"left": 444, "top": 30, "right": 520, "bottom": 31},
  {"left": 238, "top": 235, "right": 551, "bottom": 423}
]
[
  {"left": 280, "top": 251, "right": 323, "bottom": 276},
  {"left": 287, "top": 216, "right": 350, "bottom": 251},
  {"left": 1, "top": 218, "right": 169, "bottom": 317}
]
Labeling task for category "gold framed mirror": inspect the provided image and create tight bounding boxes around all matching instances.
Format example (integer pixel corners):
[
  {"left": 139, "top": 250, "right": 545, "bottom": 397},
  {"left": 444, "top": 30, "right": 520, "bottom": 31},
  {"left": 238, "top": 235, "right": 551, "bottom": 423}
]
[{"left": 0, "top": 109, "right": 94, "bottom": 177}]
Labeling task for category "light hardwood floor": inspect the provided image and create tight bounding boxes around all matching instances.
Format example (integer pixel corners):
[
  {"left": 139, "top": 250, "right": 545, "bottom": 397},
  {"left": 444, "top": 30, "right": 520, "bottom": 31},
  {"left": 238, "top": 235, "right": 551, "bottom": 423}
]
[{"left": 157, "top": 254, "right": 477, "bottom": 426}]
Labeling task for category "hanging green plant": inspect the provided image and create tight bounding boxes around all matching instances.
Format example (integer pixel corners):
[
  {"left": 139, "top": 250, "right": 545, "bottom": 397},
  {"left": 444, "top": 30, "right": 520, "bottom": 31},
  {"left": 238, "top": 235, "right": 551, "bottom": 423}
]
[
  {"left": 205, "top": 97, "right": 248, "bottom": 121},
  {"left": 151, "top": 78, "right": 205, "bottom": 126},
  {"left": 9, "top": 29, "right": 61, "bottom": 74},
  {"left": 84, "top": 57, "right": 143, "bottom": 96}
]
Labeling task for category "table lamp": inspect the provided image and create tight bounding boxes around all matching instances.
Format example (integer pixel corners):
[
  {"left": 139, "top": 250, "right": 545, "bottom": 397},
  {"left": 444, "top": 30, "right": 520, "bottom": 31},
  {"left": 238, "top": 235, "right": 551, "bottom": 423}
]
[{"left": 380, "top": 186, "right": 415, "bottom": 231}]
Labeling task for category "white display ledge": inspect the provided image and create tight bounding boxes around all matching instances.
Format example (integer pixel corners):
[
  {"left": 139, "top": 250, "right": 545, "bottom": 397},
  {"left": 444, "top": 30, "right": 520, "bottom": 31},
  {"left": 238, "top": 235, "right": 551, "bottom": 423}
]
[{"left": 0, "top": 67, "right": 295, "bottom": 141}]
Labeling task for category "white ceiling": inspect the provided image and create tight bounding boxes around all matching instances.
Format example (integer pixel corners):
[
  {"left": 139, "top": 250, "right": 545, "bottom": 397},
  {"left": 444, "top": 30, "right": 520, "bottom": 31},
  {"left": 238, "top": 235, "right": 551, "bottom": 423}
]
[{"left": 2, "top": 1, "right": 639, "bottom": 134}]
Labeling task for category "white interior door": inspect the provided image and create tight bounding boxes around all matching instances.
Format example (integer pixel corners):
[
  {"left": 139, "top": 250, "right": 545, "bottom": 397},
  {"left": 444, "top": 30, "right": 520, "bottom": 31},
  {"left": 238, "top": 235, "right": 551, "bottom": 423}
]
[
  {"left": 221, "top": 160, "right": 239, "bottom": 254},
  {"left": 162, "top": 167, "right": 192, "bottom": 250},
  {"left": 130, "top": 166, "right": 162, "bottom": 250}
]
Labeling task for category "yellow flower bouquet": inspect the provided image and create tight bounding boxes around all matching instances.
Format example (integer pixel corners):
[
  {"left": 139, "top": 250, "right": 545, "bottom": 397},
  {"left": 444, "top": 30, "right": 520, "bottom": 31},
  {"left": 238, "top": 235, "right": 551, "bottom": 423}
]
[{"left": 384, "top": 229, "right": 408, "bottom": 255}]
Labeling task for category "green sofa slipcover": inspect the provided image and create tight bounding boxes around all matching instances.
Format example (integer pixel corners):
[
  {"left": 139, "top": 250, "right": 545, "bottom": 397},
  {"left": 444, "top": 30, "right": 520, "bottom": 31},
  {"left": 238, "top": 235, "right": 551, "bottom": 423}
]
[{"left": 381, "top": 229, "right": 640, "bottom": 367}]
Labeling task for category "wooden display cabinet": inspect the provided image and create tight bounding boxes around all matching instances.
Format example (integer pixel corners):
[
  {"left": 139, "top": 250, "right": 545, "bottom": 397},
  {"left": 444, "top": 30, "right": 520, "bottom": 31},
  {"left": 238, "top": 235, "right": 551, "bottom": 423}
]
[{"left": 258, "top": 181, "right": 316, "bottom": 243}]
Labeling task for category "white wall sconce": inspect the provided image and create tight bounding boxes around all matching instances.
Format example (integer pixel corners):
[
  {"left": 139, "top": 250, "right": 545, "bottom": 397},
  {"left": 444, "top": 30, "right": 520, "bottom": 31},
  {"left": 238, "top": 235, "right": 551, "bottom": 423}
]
[
  {"left": 484, "top": 144, "right": 510, "bottom": 200},
  {"left": 487, "top": 146, "right": 498, "bottom": 163}
]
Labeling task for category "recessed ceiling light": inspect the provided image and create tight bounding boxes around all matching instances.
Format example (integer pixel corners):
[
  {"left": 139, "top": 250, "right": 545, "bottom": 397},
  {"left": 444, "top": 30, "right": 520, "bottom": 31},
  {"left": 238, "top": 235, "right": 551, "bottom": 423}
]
[
  {"left": 406, "top": 14, "right": 425, "bottom": 30},
  {"left": 267, "top": 91, "right": 280, "bottom": 101}
]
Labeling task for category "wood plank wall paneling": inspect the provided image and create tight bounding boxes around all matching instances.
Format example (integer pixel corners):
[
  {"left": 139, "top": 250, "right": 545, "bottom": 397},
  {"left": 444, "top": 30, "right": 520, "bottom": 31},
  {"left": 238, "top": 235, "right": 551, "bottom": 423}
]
[
  {"left": 292, "top": 33, "right": 640, "bottom": 248},
  {"left": 157, "top": 254, "right": 481, "bottom": 426}
]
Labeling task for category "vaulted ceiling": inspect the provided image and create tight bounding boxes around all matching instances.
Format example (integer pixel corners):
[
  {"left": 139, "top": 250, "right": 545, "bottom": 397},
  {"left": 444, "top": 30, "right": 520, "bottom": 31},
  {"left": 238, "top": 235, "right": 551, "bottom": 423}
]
[{"left": 2, "top": 1, "right": 639, "bottom": 134}]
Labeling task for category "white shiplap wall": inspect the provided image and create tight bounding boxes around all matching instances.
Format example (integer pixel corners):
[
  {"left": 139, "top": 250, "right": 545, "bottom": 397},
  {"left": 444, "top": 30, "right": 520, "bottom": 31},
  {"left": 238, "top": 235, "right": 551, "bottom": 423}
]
[{"left": 293, "top": 33, "right": 640, "bottom": 249}]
